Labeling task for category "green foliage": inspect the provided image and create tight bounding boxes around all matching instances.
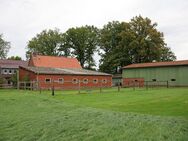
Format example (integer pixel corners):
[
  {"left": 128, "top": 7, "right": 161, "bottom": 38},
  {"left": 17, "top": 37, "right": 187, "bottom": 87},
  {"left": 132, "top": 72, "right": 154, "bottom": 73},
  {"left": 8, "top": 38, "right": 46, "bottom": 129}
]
[
  {"left": 0, "top": 34, "right": 10, "bottom": 59},
  {"left": 23, "top": 74, "right": 30, "bottom": 82},
  {"left": 8, "top": 56, "right": 22, "bottom": 60},
  {"left": 10, "top": 72, "right": 18, "bottom": 86},
  {"left": 99, "top": 16, "right": 176, "bottom": 73},
  {"left": 0, "top": 88, "right": 188, "bottom": 141},
  {"left": 25, "top": 16, "right": 176, "bottom": 72},
  {"left": 99, "top": 21, "right": 124, "bottom": 73},
  {"left": 26, "top": 29, "right": 70, "bottom": 58},
  {"left": 0, "top": 76, "right": 5, "bottom": 84},
  {"left": 62, "top": 25, "right": 99, "bottom": 69}
]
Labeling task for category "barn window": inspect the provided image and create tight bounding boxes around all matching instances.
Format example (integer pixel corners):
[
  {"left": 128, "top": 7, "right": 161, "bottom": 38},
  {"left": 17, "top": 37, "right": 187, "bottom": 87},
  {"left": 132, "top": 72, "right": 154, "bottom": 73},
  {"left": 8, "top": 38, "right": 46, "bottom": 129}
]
[
  {"left": 45, "top": 78, "right": 51, "bottom": 83},
  {"left": 152, "top": 79, "right": 156, "bottom": 82},
  {"left": 58, "top": 78, "right": 64, "bottom": 83},
  {"left": 72, "top": 78, "right": 78, "bottom": 84},
  {"left": 9, "top": 69, "right": 12, "bottom": 74},
  {"left": 83, "top": 78, "right": 88, "bottom": 84},
  {"left": 135, "top": 80, "right": 138, "bottom": 82},
  {"left": 171, "top": 79, "right": 176, "bottom": 81},
  {"left": 3, "top": 69, "right": 7, "bottom": 74},
  {"left": 102, "top": 79, "right": 107, "bottom": 84},
  {"left": 93, "top": 79, "right": 98, "bottom": 84}
]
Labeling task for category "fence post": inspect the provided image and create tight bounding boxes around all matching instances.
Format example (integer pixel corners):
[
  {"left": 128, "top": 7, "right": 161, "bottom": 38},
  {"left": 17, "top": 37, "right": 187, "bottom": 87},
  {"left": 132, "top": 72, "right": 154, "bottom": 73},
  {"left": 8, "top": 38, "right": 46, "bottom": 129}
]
[
  {"left": 100, "top": 80, "right": 102, "bottom": 93},
  {"left": 146, "top": 81, "right": 148, "bottom": 90},
  {"left": 24, "top": 82, "right": 26, "bottom": 90},
  {"left": 17, "top": 81, "right": 20, "bottom": 90},
  {"left": 78, "top": 80, "right": 81, "bottom": 94},
  {"left": 133, "top": 81, "right": 135, "bottom": 91},
  {"left": 167, "top": 81, "right": 169, "bottom": 88},
  {"left": 118, "top": 81, "right": 120, "bottom": 92},
  {"left": 52, "top": 80, "right": 54, "bottom": 96}
]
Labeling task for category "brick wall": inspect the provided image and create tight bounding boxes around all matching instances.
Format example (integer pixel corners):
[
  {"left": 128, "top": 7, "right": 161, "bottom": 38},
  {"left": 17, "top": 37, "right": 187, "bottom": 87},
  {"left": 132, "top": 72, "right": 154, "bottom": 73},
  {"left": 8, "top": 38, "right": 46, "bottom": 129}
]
[
  {"left": 19, "top": 68, "right": 112, "bottom": 89},
  {"left": 19, "top": 67, "right": 36, "bottom": 81},
  {"left": 122, "top": 78, "right": 144, "bottom": 87},
  {"left": 38, "top": 74, "right": 112, "bottom": 89}
]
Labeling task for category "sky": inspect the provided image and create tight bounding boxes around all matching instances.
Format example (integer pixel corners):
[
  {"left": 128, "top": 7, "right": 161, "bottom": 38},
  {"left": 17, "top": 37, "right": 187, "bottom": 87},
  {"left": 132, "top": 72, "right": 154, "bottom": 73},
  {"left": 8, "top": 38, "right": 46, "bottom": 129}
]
[{"left": 0, "top": 0, "right": 188, "bottom": 64}]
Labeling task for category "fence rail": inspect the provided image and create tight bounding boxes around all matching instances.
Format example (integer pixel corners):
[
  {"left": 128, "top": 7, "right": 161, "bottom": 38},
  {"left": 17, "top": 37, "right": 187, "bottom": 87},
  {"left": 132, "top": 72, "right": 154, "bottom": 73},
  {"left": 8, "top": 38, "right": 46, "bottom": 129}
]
[{"left": 1, "top": 80, "right": 186, "bottom": 95}]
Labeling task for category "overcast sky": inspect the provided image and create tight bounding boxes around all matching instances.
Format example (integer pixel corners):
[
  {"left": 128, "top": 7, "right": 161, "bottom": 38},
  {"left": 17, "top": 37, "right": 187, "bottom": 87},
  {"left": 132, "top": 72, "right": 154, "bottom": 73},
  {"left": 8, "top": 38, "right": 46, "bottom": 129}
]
[{"left": 0, "top": 0, "right": 188, "bottom": 63}]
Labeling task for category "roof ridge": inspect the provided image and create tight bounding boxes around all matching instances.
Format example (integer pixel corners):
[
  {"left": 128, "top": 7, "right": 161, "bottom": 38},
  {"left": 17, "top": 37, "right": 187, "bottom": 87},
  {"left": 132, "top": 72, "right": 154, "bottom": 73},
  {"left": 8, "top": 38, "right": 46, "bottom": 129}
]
[
  {"left": 36, "top": 55, "right": 76, "bottom": 59},
  {"left": 123, "top": 60, "right": 188, "bottom": 69}
]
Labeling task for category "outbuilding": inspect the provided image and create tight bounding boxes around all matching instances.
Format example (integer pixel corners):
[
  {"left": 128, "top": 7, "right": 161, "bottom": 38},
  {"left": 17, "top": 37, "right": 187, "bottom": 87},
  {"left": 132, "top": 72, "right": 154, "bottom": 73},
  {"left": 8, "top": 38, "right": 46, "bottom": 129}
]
[
  {"left": 122, "top": 60, "right": 188, "bottom": 87},
  {"left": 19, "top": 55, "right": 112, "bottom": 89}
]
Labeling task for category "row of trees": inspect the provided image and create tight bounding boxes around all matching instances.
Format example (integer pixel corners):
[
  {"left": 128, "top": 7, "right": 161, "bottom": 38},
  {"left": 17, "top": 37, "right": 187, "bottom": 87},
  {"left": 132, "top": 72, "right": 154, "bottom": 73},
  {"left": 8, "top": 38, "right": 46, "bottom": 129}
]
[
  {"left": 1, "top": 15, "right": 176, "bottom": 74},
  {"left": 26, "top": 16, "right": 176, "bottom": 73}
]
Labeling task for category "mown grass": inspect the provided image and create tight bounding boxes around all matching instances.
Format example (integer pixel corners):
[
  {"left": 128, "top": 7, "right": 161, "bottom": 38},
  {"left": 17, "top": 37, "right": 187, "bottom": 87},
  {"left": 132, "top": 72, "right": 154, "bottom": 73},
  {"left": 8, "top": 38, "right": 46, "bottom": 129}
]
[{"left": 0, "top": 88, "right": 188, "bottom": 141}]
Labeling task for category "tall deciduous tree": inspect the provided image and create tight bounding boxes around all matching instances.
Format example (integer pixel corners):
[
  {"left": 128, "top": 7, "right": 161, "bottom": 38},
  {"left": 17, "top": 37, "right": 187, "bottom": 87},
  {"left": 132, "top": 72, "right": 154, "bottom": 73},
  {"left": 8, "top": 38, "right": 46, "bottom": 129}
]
[
  {"left": 62, "top": 26, "right": 99, "bottom": 69},
  {"left": 99, "top": 21, "right": 124, "bottom": 73},
  {"left": 0, "top": 34, "right": 10, "bottom": 59},
  {"left": 99, "top": 16, "right": 176, "bottom": 74},
  {"left": 26, "top": 29, "right": 70, "bottom": 58}
]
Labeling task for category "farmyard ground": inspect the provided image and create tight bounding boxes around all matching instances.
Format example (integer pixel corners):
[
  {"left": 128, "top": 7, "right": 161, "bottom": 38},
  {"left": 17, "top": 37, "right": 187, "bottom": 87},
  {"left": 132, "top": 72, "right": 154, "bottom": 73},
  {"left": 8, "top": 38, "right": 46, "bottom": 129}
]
[{"left": 0, "top": 88, "right": 188, "bottom": 141}]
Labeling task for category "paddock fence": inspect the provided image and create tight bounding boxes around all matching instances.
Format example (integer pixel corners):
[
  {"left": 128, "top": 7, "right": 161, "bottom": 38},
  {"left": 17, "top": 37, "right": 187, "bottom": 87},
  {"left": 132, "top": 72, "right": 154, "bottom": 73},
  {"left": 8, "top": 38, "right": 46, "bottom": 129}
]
[{"left": 1, "top": 79, "right": 185, "bottom": 94}]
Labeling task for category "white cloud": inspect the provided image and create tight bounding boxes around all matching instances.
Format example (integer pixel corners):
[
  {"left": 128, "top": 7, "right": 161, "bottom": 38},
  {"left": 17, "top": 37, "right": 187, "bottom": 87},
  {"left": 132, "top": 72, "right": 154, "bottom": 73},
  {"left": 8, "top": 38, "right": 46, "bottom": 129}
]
[{"left": 0, "top": 0, "right": 188, "bottom": 62}]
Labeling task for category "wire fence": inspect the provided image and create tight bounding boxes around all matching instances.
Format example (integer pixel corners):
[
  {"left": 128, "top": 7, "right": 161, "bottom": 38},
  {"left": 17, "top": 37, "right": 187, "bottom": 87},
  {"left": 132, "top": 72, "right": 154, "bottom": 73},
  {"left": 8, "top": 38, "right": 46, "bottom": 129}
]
[{"left": 0, "top": 79, "right": 182, "bottom": 95}]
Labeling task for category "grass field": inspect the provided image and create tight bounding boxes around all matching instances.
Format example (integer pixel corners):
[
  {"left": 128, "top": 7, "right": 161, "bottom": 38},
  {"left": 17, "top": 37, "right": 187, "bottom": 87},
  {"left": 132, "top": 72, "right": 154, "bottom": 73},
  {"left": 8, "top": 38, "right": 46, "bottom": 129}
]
[{"left": 0, "top": 88, "right": 188, "bottom": 141}]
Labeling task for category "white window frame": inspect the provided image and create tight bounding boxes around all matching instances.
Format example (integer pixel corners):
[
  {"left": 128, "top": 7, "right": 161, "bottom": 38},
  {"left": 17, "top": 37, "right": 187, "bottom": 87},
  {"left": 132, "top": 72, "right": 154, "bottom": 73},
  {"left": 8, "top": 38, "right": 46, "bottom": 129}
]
[
  {"left": 58, "top": 78, "right": 64, "bottom": 83},
  {"left": 93, "top": 78, "right": 98, "bottom": 84},
  {"left": 45, "top": 78, "right": 51, "bottom": 83},
  {"left": 102, "top": 79, "right": 107, "bottom": 84},
  {"left": 9, "top": 69, "right": 12, "bottom": 74},
  {"left": 4, "top": 69, "right": 8, "bottom": 74},
  {"left": 72, "top": 78, "right": 78, "bottom": 84},
  {"left": 83, "top": 78, "right": 88, "bottom": 84}
]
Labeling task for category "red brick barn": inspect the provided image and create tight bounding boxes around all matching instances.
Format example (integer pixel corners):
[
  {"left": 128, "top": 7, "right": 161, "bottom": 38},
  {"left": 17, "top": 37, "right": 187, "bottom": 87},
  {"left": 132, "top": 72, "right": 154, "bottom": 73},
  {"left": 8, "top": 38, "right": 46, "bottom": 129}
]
[{"left": 19, "top": 55, "right": 112, "bottom": 89}]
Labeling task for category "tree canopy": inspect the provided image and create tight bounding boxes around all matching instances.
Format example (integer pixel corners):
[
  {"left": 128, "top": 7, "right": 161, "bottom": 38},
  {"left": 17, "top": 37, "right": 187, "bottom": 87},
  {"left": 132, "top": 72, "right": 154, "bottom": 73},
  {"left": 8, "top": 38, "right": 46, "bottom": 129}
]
[
  {"left": 99, "top": 16, "right": 176, "bottom": 74},
  {"left": 26, "top": 29, "right": 70, "bottom": 58},
  {"left": 61, "top": 25, "right": 99, "bottom": 69},
  {"left": 0, "top": 34, "right": 10, "bottom": 59},
  {"left": 25, "top": 15, "right": 176, "bottom": 73}
]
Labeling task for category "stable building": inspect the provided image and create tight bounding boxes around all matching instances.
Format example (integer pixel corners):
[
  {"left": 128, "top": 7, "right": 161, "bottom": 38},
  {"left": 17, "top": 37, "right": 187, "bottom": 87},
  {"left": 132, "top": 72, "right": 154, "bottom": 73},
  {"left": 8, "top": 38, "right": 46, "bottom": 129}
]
[
  {"left": 122, "top": 60, "right": 188, "bottom": 87},
  {"left": 19, "top": 55, "right": 112, "bottom": 89}
]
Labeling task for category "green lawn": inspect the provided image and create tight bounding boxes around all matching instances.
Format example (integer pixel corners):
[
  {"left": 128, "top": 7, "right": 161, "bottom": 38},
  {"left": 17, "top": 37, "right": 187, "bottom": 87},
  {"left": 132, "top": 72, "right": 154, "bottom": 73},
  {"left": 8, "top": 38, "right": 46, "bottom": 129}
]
[{"left": 0, "top": 88, "right": 188, "bottom": 141}]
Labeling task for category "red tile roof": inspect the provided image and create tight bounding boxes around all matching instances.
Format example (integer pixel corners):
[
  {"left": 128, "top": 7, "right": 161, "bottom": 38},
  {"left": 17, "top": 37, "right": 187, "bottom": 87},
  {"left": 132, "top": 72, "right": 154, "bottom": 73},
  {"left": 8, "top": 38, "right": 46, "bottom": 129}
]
[
  {"left": 0, "top": 59, "right": 28, "bottom": 68},
  {"left": 29, "top": 55, "right": 82, "bottom": 69},
  {"left": 123, "top": 60, "right": 188, "bottom": 69}
]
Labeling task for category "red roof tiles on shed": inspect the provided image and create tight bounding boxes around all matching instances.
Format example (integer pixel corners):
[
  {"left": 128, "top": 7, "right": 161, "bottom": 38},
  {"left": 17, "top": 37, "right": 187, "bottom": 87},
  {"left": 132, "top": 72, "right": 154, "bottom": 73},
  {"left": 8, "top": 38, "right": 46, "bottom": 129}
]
[
  {"left": 29, "top": 55, "right": 82, "bottom": 69},
  {"left": 123, "top": 60, "right": 188, "bottom": 69}
]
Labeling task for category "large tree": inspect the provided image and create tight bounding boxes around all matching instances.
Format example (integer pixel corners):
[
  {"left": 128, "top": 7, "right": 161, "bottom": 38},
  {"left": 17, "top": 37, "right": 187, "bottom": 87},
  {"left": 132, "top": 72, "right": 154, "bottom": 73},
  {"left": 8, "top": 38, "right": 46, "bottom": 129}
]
[
  {"left": 99, "top": 16, "right": 176, "bottom": 74},
  {"left": 0, "top": 34, "right": 10, "bottom": 59},
  {"left": 99, "top": 21, "right": 124, "bottom": 73},
  {"left": 62, "top": 26, "right": 99, "bottom": 69},
  {"left": 26, "top": 29, "right": 70, "bottom": 58},
  {"left": 126, "top": 15, "right": 176, "bottom": 63}
]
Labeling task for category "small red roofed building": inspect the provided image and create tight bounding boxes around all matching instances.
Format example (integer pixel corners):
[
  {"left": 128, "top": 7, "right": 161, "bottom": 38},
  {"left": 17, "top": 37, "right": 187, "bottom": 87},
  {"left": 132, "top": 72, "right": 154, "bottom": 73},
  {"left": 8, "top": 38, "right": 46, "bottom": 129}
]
[{"left": 19, "top": 54, "right": 112, "bottom": 89}]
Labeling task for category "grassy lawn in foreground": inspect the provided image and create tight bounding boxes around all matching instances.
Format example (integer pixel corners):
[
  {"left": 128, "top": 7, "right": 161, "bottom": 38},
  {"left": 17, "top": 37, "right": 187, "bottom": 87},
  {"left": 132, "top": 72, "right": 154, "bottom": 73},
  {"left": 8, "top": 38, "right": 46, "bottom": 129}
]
[{"left": 0, "top": 88, "right": 188, "bottom": 141}]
